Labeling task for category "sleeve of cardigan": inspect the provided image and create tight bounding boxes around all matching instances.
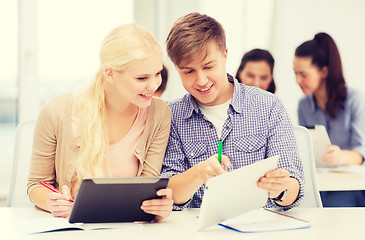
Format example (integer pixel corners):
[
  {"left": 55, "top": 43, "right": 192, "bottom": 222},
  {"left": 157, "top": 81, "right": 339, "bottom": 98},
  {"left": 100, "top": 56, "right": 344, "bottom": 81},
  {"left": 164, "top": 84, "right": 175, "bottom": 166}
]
[{"left": 27, "top": 98, "right": 59, "bottom": 195}]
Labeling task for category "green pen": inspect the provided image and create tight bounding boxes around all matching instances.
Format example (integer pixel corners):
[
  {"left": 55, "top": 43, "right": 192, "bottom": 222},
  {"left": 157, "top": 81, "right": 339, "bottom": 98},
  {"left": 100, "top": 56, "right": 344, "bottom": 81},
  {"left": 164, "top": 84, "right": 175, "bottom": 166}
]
[{"left": 218, "top": 140, "right": 223, "bottom": 164}]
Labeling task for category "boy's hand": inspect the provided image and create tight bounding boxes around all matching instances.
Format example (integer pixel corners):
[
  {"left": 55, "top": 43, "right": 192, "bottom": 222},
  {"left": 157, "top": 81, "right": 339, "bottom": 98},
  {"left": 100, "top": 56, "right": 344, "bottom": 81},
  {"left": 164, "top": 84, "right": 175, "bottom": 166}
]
[
  {"left": 196, "top": 154, "right": 231, "bottom": 182},
  {"left": 257, "top": 168, "right": 290, "bottom": 198}
]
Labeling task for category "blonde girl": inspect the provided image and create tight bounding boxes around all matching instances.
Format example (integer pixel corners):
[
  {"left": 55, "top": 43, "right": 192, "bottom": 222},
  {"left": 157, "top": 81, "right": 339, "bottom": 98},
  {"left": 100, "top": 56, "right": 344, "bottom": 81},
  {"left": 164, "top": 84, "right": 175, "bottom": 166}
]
[{"left": 27, "top": 24, "right": 173, "bottom": 221}]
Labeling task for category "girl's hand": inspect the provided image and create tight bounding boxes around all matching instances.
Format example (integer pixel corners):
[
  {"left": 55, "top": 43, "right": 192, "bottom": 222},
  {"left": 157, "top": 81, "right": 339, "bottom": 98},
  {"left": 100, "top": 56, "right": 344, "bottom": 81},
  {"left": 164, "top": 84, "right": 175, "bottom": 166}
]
[
  {"left": 323, "top": 145, "right": 345, "bottom": 165},
  {"left": 47, "top": 185, "right": 73, "bottom": 218},
  {"left": 141, "top": 188, "right": 173, "bottom": 222}
]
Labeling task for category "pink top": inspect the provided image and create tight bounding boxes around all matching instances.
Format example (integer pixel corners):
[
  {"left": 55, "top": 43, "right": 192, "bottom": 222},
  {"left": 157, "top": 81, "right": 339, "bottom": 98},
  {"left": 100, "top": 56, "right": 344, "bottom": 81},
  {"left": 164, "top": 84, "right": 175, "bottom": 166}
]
[
  {"left": 71, "top": 106, "right": 148, "bottom": 177},
  {"left": 108, "top": 108, "right": 148, "bottom": 177}
]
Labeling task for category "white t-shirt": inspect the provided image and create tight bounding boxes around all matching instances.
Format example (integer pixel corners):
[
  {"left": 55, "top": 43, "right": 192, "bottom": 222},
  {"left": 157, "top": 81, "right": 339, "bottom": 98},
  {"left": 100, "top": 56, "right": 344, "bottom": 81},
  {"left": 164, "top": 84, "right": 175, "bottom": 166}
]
[{"left": 198, "top": 100, "right": 230, "bottom": 139}]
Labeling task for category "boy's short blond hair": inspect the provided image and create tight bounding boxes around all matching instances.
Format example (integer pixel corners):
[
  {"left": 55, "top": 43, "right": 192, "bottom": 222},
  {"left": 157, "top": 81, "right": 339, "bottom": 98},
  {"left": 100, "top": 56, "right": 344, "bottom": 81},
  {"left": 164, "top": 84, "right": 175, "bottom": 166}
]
[{"left": 166, "top": 12, "right": 226, "bottom": 67}]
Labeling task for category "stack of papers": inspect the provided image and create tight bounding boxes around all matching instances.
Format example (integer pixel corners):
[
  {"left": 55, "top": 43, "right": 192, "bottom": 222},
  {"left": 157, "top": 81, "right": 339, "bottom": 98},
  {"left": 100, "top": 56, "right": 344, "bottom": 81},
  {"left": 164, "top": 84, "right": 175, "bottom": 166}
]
[{"left": 219, "top": 208, "right": 310, "bottom": 233}]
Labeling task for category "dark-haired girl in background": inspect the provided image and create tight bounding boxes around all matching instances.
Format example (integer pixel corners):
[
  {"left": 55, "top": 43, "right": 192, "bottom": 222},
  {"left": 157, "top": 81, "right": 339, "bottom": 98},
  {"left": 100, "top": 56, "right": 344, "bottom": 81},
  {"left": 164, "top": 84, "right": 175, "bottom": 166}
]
[
  {"left": 236, "top": 48, "right": 276, "bottom": 94},
  {"left": 294, "top": 32, "right": 365, "bottom": 207}
]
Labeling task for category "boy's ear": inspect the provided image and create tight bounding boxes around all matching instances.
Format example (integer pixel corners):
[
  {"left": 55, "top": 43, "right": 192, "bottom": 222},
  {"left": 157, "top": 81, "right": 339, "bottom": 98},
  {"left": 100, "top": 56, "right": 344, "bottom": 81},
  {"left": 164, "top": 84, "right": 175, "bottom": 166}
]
[{"left": 223, "top": 48, "right": 228, "bottom": 63}]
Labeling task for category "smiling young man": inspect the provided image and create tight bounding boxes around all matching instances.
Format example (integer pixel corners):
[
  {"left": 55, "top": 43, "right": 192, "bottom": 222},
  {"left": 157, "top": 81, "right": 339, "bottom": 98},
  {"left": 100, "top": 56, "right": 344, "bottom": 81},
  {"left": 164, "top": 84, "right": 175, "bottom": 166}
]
[{"left": 161, "top": 12, "right": 304, "bottom": 210}]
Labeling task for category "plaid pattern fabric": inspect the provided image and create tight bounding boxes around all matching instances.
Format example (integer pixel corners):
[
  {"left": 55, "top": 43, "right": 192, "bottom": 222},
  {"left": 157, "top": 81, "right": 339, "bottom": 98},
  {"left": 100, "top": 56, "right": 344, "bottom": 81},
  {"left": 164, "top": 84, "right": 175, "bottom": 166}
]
[{"left": 161, "top": 74, "right": 304, "bottom": 210}]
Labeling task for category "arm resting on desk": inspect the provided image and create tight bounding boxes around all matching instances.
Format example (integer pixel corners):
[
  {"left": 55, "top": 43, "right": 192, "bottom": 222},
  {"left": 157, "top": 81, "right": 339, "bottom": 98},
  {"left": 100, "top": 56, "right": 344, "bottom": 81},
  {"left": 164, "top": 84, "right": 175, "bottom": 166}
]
[
  {"left": 323, "top": 146, "right": 363, "bottom": 166},
  {"left": 29, "top": 185, "right": 73, "bottom": 218}
]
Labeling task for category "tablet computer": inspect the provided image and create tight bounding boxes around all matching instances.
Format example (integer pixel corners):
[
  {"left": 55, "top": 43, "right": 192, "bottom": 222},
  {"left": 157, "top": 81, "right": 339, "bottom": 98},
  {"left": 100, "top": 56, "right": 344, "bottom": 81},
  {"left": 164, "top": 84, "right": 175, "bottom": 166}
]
[
  {"left": 197, "top": 155, "right": 279, "bottom": 230},
  {"left": 68, "top": 177, "right": 169, "bottom": 223},
  {"left": 306, "top": 125, "right": 334, "bottom": 168}
]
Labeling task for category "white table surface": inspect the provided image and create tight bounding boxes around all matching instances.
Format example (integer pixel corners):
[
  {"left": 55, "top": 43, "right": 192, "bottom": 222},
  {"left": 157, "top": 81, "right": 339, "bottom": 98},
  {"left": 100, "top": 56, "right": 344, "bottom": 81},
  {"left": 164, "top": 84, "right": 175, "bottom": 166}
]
[
  {"left": 316, "top": 166, "right": 365, "bottom": 191},
  {"left": 3, "top": 207, "right": 365, "bottom": 240}
]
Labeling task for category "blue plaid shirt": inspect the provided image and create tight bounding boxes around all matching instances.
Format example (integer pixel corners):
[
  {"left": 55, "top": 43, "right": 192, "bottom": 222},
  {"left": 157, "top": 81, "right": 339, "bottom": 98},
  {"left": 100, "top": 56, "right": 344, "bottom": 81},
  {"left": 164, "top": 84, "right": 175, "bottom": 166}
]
[{"left": 161, "top": 74, "right": 304, "bottom": 210}]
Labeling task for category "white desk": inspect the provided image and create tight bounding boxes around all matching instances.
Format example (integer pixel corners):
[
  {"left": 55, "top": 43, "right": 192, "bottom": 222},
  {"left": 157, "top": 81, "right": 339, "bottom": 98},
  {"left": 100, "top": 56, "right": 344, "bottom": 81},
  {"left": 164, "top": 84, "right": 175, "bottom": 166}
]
[
  {"left": 3, "top": 207, "right": 365, "bottom": 240},
  {"left": 316, "top": 166, "right": 365, "bottom": 191}
]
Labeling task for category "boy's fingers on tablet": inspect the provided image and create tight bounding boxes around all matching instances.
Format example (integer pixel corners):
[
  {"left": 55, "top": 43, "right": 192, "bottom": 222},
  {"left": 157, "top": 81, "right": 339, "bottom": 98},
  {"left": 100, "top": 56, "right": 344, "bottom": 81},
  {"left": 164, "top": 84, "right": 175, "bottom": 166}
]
[
  {"left": 265, "top": 168, "right": 289, "bottom": 178},
  {"left": 257, "top": 180, "right": 279, "bottom": 189},
  {"left": 260, "top": 175, "right": 290, "bottom": 184},
  {"left": 261, "top": 176, "right": 290, "bottom": 187},
  {"left": 257, "top": 177, "right": 289, "bottom": 193}
]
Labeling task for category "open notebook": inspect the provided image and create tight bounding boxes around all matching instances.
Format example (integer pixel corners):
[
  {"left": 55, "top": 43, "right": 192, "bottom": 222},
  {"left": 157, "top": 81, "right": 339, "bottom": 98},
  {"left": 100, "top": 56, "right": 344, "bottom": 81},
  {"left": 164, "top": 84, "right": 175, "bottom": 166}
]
[
  {"left": 15, "top": 217, "right": 143, "bottom": 234},
  {"left": 219, "top": 208, "right": 310, "bottom": 233}
]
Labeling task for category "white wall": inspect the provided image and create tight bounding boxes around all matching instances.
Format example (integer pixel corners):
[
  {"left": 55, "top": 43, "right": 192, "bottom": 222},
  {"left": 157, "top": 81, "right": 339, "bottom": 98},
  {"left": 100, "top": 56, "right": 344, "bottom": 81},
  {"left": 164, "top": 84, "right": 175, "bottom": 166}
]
[
  {"left": 272, "top": 0, "right": 365, "bottom": 123},
  {"left": 145, "top": 0, "right": 275, "bottom": 102},
  {"left": 137, "top": 0, "right": 365, "bottom": 124}
]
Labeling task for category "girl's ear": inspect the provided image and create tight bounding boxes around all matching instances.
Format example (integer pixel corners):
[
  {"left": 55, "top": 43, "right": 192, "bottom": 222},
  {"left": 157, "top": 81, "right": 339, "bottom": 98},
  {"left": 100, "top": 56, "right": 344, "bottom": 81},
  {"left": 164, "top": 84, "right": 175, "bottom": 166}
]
[
  {"left": 321, "top": 66, "right": 328, "bottom": 79},
  {"left": 104, "top": 67, "right": 114, "bottom": 83}
]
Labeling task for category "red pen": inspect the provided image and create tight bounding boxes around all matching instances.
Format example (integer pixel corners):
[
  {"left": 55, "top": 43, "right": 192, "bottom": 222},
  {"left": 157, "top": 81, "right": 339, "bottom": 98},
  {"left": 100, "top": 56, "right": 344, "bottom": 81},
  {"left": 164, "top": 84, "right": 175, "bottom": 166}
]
[{"left": 40, "top": 181, "right": 74, "bottom": 202}]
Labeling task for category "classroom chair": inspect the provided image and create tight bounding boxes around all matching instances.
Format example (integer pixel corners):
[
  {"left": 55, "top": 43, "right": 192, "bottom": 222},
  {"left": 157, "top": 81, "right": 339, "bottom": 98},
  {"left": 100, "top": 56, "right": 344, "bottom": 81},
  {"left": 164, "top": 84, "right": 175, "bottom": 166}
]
[
  {"left": 6, "top": 121, "right": 35, "bottom": 207},
  {"left": 293, "top": 125, "right": 323, "bottom": 208}
]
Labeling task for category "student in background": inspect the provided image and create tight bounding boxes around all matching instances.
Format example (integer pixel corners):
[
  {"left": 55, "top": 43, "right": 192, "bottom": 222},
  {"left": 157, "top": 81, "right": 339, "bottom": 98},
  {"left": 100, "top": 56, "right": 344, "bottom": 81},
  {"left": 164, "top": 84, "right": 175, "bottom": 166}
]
[
  {"left": 153, "top": 65, "right": 168, "bottom": 98},
  {"left": 27, "top": 24, "right": 173, "bottom": 220},
  {"left": 294, "top": 32, "right": 365, "bottom": 207},
  {"left": 161, "top": 12, "right": 304, "bottom": 210},
  {"left": 235, "top": 48, "right": 276, "bottom": 94}
]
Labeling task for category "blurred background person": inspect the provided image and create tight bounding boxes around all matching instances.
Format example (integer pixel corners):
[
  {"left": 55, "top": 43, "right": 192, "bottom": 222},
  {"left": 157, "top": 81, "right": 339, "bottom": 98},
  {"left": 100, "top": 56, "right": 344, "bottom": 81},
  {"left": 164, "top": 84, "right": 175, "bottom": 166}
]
[
  {"left": 294, "top": 32, "right": 365, "bottom": 207},
  {"left": 153, "top": 65, "right": 168, "bottom": 98},
  {"left": 235, "top": 48, "right": 276, "bottom": 93}
]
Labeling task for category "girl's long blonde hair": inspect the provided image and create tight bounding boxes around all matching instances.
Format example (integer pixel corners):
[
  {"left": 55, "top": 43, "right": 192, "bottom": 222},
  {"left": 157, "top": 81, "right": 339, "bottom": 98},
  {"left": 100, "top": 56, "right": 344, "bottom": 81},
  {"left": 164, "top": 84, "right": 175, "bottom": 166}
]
[{"left": 72, "top": 24, "right": 161, "bottom": 195}]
